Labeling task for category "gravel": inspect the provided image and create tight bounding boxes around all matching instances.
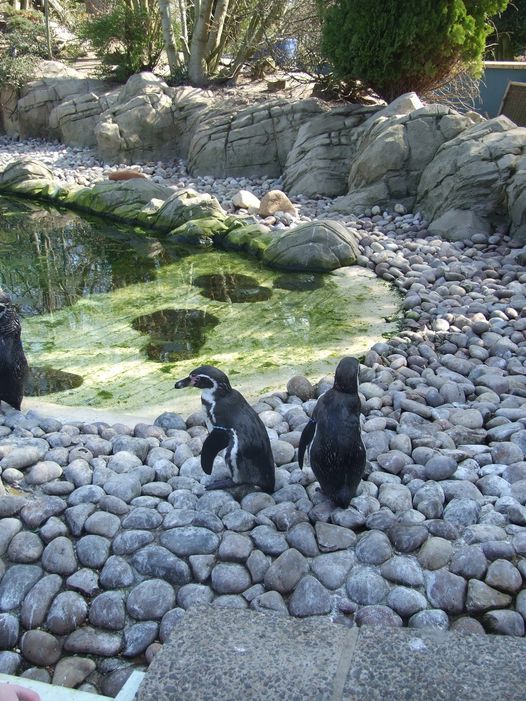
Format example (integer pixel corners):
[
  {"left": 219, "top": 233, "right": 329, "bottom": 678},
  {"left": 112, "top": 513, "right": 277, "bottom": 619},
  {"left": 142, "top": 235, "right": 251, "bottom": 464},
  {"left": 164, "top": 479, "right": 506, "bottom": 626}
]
[{"left": 1, "top": 137, "right": 526, "bottom": 695}]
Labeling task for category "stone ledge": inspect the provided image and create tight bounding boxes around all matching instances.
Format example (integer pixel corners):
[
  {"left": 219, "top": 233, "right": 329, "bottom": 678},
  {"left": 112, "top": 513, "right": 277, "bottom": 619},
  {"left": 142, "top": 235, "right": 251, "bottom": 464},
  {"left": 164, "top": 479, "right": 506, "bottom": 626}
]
[{"left": 137, "top": 607, "right": 526, "bottom": 701}]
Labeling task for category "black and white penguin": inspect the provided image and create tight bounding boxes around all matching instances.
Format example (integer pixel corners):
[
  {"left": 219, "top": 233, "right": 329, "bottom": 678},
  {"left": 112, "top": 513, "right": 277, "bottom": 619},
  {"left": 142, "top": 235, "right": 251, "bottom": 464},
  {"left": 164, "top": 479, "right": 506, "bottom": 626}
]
[
  {"left": 298, "top": 356, "right": 365, "bottom": 508},
  {"left": 174, "top": 365, "right": 275, "bottom": 493},
  {"left": 0, "top": 290, "right": 28, "bottom": 411}
]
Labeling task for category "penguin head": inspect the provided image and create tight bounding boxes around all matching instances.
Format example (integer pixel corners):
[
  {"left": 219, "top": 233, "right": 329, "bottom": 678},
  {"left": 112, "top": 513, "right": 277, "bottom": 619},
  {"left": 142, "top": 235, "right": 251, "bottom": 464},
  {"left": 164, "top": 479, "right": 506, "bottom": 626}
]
[
  {"left": 174, "top": 365, "right": 232, "bottom": 393},
  {"left": 0, "top": 289, "right": 12, "bottom": 314},
  {"left": 334, "top": 356, "right": 360, "bottom": 393}
]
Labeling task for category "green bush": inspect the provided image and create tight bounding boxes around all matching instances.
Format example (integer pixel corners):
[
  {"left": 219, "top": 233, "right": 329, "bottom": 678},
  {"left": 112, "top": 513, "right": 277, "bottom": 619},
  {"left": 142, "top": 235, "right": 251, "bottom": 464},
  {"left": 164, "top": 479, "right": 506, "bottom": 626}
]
[
  {"left": 321, "top": 0, "right": 510, "bottom": 102},
  {"left": 79, "top": 0, "right": 164, "bottom": 82},
  {"left": 0, "top": 10, "right": 53, "bottom": 89}
]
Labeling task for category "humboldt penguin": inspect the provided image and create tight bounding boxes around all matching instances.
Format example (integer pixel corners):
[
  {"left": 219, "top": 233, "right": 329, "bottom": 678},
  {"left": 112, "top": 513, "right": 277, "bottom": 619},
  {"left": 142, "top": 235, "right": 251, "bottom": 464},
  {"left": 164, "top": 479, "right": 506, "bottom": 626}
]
[
  {"left": 299, "top": 356, "right": 365, "bottom": 507},
  {"left": 0, "top": 290, "right": 28, "bottom": 411},
  {"left": 175, "top": 365, "right": 275, "bottom": 493}
]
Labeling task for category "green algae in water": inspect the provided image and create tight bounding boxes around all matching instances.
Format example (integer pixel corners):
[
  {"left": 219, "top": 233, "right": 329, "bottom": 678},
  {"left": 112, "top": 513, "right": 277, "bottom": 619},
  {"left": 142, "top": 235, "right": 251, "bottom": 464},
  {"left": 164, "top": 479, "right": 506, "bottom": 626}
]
[
  {"left": 21, "top": 253, "right": 399, "bottom": 412},
  {"left": 0, "top": 196, "right": 401, "bottom": 413},
  {"left": 273, "top": 273, "right": 324, "bottom": 292}
]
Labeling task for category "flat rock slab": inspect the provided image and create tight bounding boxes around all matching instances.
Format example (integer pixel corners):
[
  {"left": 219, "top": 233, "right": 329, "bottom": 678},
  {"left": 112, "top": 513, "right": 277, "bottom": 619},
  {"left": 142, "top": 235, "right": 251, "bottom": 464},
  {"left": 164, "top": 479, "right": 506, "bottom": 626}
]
[{"left": 137, "top": 607, "right": 526, "bottom": 701}]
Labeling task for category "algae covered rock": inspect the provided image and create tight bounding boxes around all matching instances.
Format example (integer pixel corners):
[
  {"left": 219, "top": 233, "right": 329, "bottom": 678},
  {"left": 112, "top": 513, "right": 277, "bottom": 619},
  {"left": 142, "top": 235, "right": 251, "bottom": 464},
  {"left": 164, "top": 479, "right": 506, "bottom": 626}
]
[
  {"left": 168, "top": 217, "right": 229, "bottom": 246},
  {"left": 222, "top": 221, "right": 275, "bottom": 258},
  {"left": 0, "top": 158, "right": 60, "bottom": 198},
  {"left": 70, "top": 179, "right": 173, "bottom": 223},
  {"left": 262, "top": 220, "right": 361, "bottom": 272},
  {"left": 152, "top": 189, "right": 226, "bottom": 231}
]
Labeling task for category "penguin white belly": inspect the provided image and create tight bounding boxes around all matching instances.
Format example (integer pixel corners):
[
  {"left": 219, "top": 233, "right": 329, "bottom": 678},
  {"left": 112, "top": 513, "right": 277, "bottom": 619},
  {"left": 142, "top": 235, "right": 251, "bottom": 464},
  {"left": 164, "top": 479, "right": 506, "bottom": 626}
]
[
  {"left": 201, "top": 388, "right": 216, "bottom": 430},
  {"left": 227, "top": 430, "right": 241, "bottom": 482}
]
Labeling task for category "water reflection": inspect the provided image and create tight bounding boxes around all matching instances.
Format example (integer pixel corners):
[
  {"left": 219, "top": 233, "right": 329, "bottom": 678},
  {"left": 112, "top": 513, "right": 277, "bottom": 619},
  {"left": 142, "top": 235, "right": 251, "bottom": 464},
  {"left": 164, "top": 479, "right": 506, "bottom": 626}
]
[
  {"left": 0, "top": 195, "right": 398, "bottom": 410},
  {"left": 193, "top": 273, "right": 272, "bottom": 303},
  {"left": 0, "top": 197, "right": 184, "bottom": 316},
  {"left": 25, "top": 366, "right": 84, "bottom": 396},
  {"left": 132, "top": 308, "right": 220, "bottom": 362}
]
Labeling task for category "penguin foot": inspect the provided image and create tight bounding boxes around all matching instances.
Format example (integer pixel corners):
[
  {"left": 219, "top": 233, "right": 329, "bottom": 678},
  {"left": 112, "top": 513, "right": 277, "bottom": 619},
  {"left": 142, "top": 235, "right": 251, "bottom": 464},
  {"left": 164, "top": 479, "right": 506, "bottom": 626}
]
[{"left": 204, "top": 477, "right": 236, "bottom": 491}]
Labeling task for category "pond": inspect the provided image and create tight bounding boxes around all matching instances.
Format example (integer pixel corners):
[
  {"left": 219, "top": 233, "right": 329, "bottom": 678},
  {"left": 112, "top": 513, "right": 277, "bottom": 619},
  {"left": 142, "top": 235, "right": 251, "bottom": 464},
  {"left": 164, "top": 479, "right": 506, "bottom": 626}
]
[{"left": 0, "top": 196, "right": 400, "bottom": 420}]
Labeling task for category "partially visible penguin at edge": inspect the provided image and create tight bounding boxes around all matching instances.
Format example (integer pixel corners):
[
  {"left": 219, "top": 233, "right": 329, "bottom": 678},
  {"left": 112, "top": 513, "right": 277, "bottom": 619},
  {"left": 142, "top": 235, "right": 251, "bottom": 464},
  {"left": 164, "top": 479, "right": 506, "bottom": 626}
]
[{"left": 0, "top": 289, "right": 28, "bottom": 412}]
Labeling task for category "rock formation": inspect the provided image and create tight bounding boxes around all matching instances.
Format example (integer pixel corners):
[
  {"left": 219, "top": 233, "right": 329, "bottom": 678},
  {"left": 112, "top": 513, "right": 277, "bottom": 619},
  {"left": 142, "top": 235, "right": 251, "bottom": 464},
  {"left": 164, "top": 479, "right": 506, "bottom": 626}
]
[{"left": 3, "top": 61, "right": 526, "bottom": 241}]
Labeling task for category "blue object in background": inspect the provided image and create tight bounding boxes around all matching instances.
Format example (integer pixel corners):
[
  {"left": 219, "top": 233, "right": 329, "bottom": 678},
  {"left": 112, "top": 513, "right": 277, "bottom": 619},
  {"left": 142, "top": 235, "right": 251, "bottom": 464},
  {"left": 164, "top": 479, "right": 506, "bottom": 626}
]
[
  {"left": 272, "top": 37, "right": 298, "bottom": 64},
  {"left": 475, "top": 61, "right": 526, "bottom": 117}
]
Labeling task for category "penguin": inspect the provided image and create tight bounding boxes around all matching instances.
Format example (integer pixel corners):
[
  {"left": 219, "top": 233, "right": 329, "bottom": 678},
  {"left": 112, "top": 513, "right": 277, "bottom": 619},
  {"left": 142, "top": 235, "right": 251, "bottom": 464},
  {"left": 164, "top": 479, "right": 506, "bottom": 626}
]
[
  {"left": 0, "top": 290, "right": 28, "bottom": 411},
  {"left": 298, "top": 356, "right": 365, "bottom": 508},
  {"left": 174, "top": 365, "right": 275, "bottom": 493}
]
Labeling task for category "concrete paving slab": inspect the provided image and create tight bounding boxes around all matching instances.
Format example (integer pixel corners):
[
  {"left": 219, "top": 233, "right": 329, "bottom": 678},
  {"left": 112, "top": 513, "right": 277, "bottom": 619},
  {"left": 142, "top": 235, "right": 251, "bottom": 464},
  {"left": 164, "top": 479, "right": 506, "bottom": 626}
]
[{"left": 136, "top": 607, "right": 526, "bottom": 701}]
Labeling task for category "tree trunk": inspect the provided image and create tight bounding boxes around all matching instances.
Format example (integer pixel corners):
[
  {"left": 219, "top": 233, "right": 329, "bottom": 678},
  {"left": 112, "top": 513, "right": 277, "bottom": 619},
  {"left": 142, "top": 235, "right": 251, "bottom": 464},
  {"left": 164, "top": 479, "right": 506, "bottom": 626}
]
[
  {"left": 177, "top": 0, "right": 190, "bottom": 61},
  {"left": 205, "top": 0, "right": 230, "bottom": 73},
  {"left": 158, "top": 0, "right": 180, "bottom": 74},
  {"left": 188, "top": 0, "right": 214, "bottom": 85},
  {"left": 44, "top": 0, "right": 53, "bottom": 60}
]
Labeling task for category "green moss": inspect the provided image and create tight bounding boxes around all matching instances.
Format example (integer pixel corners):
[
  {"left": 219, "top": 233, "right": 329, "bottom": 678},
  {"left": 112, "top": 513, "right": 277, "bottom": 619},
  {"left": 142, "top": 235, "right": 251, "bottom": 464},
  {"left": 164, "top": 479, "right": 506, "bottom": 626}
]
[{"left": 21, "top": 253, "right": 398, "bottom": 411}]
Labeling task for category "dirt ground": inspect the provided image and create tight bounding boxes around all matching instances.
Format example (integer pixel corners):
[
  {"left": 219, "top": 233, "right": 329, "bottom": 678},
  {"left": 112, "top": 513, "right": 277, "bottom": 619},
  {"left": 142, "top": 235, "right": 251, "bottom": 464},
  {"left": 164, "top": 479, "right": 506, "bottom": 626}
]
[{"left": 68, "top": 52, "right": 322, "bottom": 105}]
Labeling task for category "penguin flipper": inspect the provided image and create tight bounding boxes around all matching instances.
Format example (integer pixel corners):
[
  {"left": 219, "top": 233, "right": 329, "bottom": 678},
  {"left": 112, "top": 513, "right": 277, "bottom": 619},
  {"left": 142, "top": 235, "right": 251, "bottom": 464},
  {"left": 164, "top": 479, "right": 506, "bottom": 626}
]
[
  {"left": 201, "top": 428, "right": 231, "bottom": 474},
  {"left": 298, "top": 419, "right": 316, "bottom": 468}
]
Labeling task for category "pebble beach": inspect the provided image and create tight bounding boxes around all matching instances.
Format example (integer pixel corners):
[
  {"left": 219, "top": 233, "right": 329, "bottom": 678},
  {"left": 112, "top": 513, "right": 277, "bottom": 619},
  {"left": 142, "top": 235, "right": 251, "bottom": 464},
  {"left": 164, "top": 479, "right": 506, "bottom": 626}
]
[{"left": 1, "top": 135, "right": 526, "bottom": 694}]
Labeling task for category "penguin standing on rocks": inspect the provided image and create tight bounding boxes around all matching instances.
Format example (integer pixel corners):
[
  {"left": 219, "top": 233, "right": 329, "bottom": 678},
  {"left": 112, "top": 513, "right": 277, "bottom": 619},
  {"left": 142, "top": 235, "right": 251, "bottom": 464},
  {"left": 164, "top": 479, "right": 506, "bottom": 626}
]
[
  {"left": 299, "top": 356, "right": 365, "bottom": 507},
  {"left": 0, "top": 290, "right": 28, "bottom": 411},
  {"left": 174, "top": 365, "right": 275, "bottom": 493}
]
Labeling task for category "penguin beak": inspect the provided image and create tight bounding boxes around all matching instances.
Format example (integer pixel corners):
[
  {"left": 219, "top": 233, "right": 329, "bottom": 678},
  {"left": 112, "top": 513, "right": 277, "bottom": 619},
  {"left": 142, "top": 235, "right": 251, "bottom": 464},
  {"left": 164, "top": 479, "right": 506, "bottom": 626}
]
[{"left": 174, "top": 375, "right": 194, "bottom": 389}]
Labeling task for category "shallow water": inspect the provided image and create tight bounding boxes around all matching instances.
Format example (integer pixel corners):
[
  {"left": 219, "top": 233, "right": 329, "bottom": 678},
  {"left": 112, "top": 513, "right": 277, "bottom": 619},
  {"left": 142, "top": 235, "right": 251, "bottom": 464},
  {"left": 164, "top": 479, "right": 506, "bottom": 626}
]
[{"left": 0, "top": 196, "right": 400, "bottom": 417}]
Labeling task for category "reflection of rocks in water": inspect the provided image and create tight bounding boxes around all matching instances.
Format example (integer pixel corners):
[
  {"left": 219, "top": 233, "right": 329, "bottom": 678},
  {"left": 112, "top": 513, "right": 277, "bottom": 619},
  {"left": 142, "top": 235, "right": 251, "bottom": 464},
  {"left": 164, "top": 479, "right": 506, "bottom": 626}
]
[
  {"left": 0, "top": 200, "right": 190, "bottom": 316},
  {"left": 193, "top": 273, "right": 272, "bottom": 303},
  {"left": 132, "top": 308, "right": 219, "bottom": 362},
  {"left": 273, "top": 273, "right": 324, "bottom": 292},
  {"left": 25, "top": 366, "right": 84, "bottom": 396}
]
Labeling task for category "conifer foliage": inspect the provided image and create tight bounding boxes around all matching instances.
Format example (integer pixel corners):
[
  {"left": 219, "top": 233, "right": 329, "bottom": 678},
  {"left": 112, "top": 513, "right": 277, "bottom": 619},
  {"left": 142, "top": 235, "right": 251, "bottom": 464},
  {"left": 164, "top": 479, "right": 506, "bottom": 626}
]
[{"left": 321, "top": 0, "right": 510, "bottom": 101}]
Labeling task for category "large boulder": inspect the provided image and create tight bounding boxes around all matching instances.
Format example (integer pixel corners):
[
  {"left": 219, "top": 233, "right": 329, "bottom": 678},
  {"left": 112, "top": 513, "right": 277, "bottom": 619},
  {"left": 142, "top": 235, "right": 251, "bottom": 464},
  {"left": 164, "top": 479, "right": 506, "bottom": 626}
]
[
  {"left": 49, "top": 90, "right": 120, "bottom": 147},
  {"left": 283, "top": 104, "right": 379, "bottom": 197},
  {"left": 0, "top": 158, "right": 60, "bottom": 198},
  {"left": 506, "top": 154, "right": 526, "bottom": 242},
  {"left": 70, "top": 178, "right": 173, "bottom": 224},
  {"left": 187, "top": 98, "right": 325, "bottom": 178},
  {"left": 262, "top": 220, "right": 361, "bottom": 271},
  {"left": 417, "top": 115, "right": 526, "bottom": 240},
  {"left": 95, "top": 74, "right": 213, "bottom": 163},
  {"left": 152, "top": 188, "right": 226, "bottom": 231},
  {"left": 15, "top": 61, "right": 111, "bottom": 140},
  {"left": 222, "top": 221, "right": 276, "bottom": 258},
  {"left": 330, "top": 94, "right": 480, "bottom": 215}
]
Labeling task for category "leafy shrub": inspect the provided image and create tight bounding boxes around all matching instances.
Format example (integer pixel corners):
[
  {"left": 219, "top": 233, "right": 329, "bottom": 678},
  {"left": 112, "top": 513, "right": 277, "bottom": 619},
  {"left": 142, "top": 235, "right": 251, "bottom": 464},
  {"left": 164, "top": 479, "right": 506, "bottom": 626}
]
[
  {"left": 321, "top": 0, "right": 510, "bottom": 102},
  {"left": 79, "top": 0, "right": 164, "bottom": 82},
  {"left": 0, "top": 9, "right": 53, "bottom": 89}
]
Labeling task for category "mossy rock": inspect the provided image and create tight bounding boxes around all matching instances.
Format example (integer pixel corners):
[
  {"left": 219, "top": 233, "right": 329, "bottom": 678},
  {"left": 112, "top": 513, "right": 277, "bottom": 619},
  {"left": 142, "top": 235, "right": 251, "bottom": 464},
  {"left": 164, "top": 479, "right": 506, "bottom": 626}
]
[
  {"left": 71, "top": 179, "right": 173, "bottom": 221},
  {"left": 262, "top": 220, "right": 361, "bottom": 272},
  {"left": 0, "top": 158, "right": 60, "bottom": 198},
  {"left": 222, "top": 223, "right": 275, "bottom": 258},
  {"left": 153, "top": 189, "right": 227, "bottom": 231},
  {"left": 168, "top": 216, "right": 230, "bottom": 246}
]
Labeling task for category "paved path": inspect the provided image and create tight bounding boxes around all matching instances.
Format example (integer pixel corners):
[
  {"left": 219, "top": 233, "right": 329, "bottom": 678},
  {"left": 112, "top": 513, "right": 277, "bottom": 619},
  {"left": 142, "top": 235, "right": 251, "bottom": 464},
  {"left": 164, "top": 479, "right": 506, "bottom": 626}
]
[{"left": 137, "top": 607, "right": 526, "bottom": 701}]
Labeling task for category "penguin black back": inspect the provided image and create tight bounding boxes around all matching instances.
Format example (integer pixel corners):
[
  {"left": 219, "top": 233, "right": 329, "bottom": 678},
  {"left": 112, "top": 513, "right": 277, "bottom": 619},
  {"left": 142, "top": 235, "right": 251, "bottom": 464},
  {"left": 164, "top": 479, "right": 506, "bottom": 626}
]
[
  {"left": 299, "top": 356, "right": 365, "bottom": 507},
  {"left": 175, "top": 365, "right": 275, "bottom": 493},
  {"left": 0, "top": 290, "right": 28, "bottom": 411}
]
